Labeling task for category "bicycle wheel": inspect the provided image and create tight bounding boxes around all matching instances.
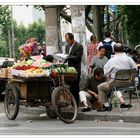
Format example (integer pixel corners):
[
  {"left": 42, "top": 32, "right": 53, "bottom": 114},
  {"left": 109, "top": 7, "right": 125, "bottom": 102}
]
[
  {"left": 52, "top": 86, "right": 78, "bottom": 124},
  {"left": 4, "top": 85, "right": 19, "bottom": 120}
]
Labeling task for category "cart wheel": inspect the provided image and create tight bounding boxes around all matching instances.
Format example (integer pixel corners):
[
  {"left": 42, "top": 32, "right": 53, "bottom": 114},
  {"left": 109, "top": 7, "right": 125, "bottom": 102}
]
[
  {"left": 4, "top": 85, "right": 19, "bottom": 120},
  {"left": 46, "top": 106, "right": 57, "bottom": 119},
  {"left": 52, "top": 86, "right": 78, "bottom": 124}
]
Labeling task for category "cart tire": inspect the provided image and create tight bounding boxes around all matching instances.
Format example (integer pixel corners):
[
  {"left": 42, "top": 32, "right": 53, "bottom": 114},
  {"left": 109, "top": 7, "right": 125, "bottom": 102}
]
[
  {"left": 52, "top": 86, "right": 77, "bottom": 124},
  {"left": 4, "top": 85, "right": 19, "bottom": 120},
  {"left": 46, "top": 106, "right": 57, "bottom": 119}
]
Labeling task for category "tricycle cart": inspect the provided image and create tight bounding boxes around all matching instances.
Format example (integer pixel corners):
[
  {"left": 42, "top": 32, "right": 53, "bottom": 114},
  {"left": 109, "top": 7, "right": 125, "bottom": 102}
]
[{"left": 3, "top": 71, "right": 78, "bottom": 124}]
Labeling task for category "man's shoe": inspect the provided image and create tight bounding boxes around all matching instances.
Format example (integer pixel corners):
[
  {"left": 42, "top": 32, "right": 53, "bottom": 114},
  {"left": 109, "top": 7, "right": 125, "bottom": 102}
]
[
  {"left": 97, "top": 104, "right": 112, "bottom": 112},
  {"left": 82, "top": 107, "right": 91, "bottom": 112},
  {"left": 120, "top": 103, "right": 132, "bottom": 108}
]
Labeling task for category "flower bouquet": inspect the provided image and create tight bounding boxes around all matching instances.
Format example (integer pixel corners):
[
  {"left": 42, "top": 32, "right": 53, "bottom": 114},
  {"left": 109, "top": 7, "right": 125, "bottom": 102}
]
[{"left": 18, "top": 43, "right": 33, "bottom": 60}]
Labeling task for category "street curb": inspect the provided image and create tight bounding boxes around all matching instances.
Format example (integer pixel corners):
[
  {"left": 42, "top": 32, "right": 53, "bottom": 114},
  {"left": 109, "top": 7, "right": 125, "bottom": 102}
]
[
  {"left": 19, "top": 106, "right": 140, "bottom": 123},
  {"left": 77, "top": 112, "right": 140, "bottom": 123}
]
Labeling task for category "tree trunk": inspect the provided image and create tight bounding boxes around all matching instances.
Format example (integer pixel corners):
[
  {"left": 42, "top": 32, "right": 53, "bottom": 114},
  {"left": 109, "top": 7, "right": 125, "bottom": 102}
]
[
  {"left": 92, "top": 6, "right": 103, "bottom": 41},
  {"left": 8, "top": 30, "right": 12, "bottom": 58},
  {"left": 71, "top": 5, "right": 87, "bottom": 89},
  {"left": 11, "top": 6, "right": 15, "bottom": 58},
  {"left": 106, "top": 5, "right": 110, "bottom": 31},
  {"left": 44, "top": 6, "right": 60, "bottom": 55}
]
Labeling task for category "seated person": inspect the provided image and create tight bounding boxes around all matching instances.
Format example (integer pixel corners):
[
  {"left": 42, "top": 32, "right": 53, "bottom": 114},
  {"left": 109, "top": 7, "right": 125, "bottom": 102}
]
[
  {"left": 97, "top": 43, "right": 137, "bottom": 112},
  {"left": 90, "top": 46, "right": 108, "bottom": 74},
  {"left": 43, "top": 55, "right": 54, "bottom": 63},
  {"left": 79, "top": 68, "right": 106, "bottom": 112}
]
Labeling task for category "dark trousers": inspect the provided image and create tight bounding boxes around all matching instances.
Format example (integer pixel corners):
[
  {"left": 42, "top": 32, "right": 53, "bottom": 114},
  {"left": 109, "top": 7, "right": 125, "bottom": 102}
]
[{"left": 66, "top": 75, "right": 80, "bottom": 107}]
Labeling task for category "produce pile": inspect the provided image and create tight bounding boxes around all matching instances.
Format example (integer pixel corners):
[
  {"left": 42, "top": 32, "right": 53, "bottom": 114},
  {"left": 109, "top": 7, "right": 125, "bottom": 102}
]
[{"left": 11, "top": 55, "right": 77, "bottom": 78}]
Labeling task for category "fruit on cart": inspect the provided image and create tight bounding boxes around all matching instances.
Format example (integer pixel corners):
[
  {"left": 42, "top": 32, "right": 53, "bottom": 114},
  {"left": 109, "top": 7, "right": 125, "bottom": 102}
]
[
  {"left": 56, "top": 67, "right": 66, "bottom": 73},
  {"left": 65, "top": 67, "right": 77, "bottom": 73},
  {"left": 25, "top": 68, "right": 45, "bottom": 74},
  {"left": 23, "top": 68, "right": 46, "bottom": 77},
  {"left": 39, "top": 59, "right": 46, "bottom": 64},
  {"left": 39, "top": 62, "right": 52, "bottom": 68},
  {"left": 32, "top": 61, "right": 40, "bottom": 67},
  {"left": 21, "top": 59, "right": 34, "bottom": 66},
  {"left": 26, "top": 59, "right": 34, "bottom": 65},
  {"left": 51, "top": 69, "right": 57, "bottom": 77},
  {"left": 13, "top": 65, "right": 38, "bottom": 70},
  {"left": 31, "top": 57, "right": 52, "bottom": 68},
  {"left": 30, "top": 55, "right": 43, "bottom": 61}
]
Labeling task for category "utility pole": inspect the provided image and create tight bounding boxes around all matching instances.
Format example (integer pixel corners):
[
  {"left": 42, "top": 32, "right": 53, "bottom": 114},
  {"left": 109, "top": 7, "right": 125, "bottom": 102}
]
[{"left": 11, "top": 5, "right": 15, "bottom": 58}]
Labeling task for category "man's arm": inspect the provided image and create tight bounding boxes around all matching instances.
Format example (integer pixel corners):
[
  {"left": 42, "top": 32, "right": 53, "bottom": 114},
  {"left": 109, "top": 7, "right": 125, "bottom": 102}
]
[
  {"left": 129, "top": 57, "right": 138, "bottom": 70},
  {"left": 87, "top": 90, "right": 98, "bottom": 99},
  {"left": 111, "top": 41, "right": 116, "bottom": 53},
  {"left": 104, "top": 60, "right": 112, "bottom": 78}
]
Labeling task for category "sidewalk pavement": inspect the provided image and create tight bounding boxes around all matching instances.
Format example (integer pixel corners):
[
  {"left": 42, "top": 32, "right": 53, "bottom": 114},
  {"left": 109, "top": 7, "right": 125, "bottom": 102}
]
[
  {"left": 19, "top": 96, "right": 140, "bottom": 123},
  {"left": 78, "top": 99, "right": 140, "bottom": 123}
]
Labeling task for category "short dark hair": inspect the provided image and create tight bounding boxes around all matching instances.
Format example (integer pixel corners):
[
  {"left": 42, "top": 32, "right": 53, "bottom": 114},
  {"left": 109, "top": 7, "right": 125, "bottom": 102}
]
[
  {"left": 114, "top": 43, "right": 124, "bottom": 53},
  {"left": 104, "top": 31, "right": 111, "bottom": 38},
  {"left": 98, "top": 46, "right": 106, "bottom": 51},
  {"left": 65, "top": 32, "right": 74, "bottom": 40},
  {"left": 44, "top": 55, "right": 54, "bottom": 63},
  {"left": 94, "top": 68, "right": 104, "bottom": 76}
]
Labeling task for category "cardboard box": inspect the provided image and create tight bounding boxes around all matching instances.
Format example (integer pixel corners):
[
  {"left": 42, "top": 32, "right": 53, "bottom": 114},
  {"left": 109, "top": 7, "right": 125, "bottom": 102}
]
[{"left": 0, "top": 68, "right": 8, "bottom": 78}]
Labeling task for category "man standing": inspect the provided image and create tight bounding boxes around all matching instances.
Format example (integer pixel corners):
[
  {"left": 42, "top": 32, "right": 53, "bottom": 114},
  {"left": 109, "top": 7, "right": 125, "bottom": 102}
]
[
  {"left": 97, "top": 43, "right": 137, "bottom": 112},
  {"left": 65, "top": 32, "right": 83, "bottom": 106},
  {"left": 97, "top": 31, "right": 116, "bottom": 59}
]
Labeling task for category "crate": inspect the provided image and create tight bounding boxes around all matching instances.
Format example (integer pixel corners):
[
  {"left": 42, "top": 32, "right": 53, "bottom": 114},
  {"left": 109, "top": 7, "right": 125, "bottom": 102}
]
[
  {"left": 19, "top": 80, "right": 52, "bottom": 101},
  {"left": 7, "top": 69, "right": 13, "bottom": 79},
  {"left": 64, "top": 73, "right": 77, "bottom": 81},
  {"left": 0, "top": 68, "right": 8, "bottom": 78}
]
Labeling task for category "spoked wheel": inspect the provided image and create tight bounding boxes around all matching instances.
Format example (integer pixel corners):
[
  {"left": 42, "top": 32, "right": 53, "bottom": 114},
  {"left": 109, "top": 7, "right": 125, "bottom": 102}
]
[
  {"left": 52, "top": 86, "right": 77, "bottom": 124},
  {"left": 4, "top": 85, "right": 19, "bottom": 120}
]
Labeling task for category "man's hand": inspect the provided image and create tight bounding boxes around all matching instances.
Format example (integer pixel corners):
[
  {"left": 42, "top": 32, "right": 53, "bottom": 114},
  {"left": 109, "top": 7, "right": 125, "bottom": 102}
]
[
  {"left": 94, "top": 93, "right": 99, "bottom": 99},
  {"left": 88, "top": 90, "right": 99, "bottom": 99}
]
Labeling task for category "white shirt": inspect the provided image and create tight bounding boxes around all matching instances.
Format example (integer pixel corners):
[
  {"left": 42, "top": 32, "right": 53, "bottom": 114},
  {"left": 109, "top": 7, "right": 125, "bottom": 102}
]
[
  {"left": 104, "top": 53, "right": 137, "bottom": 79},
  {"left": 68, "top": 42, "right": 75, "bottom": 54},
  {"left": 97, "top": 38, "right": 116, "bottom": 52}
]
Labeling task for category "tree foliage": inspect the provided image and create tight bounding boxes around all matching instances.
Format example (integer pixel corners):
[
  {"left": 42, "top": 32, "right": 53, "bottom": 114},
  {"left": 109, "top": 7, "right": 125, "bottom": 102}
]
[
  {"left": 0, "top": 5, "right": 11, "bottom": 29},
  {"left": 0, "top": 19, "right": 45, "bottom": 58},
  {"left": 123, "top": 5, "right": 140, "bottom": 46},
  {"left": 26, "top": 19, "right": 45, "bottom": 44},
  {"left": 13, "top": 19, "right": 45, "bottom": 58},
  {"left": 0, "top": 6, "right": 11, "bottom": 57}
]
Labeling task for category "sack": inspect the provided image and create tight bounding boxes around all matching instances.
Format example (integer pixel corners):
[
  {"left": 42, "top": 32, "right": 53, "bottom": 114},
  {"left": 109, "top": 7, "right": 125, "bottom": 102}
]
[{"left": 102, "top": 40, "right": 113, "bottom": 59}]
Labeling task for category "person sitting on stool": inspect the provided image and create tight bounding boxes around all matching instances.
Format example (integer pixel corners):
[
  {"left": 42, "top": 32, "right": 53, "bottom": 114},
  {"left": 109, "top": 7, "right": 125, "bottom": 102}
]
[{"left": 79, "top": 68, "right": 106, "bottom": 112}]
